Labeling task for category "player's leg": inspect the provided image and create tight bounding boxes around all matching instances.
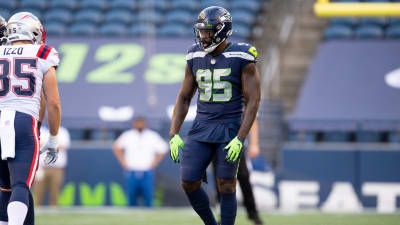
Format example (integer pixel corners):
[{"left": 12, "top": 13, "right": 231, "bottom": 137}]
[
  {"left": 141, "top": 170, "right": 154, "bottom": 207},
  {"left": 215, "top": 142, "right": 243, "bottom": 225},
  {"left": 0, "top": 158, "right": 11, "bottom": 225},
  {"left": 23, "top": 192, "right": 34, "bottom": 225},
  {"left": 125, "top": 171, "right": 139, "bottom": 207},
  {"left": 180, "top": 138, "right": 217, "bottom": 225},
  {"left": 237, "top": 151, "right": 263, "bottom": 224},
  {"left": 7, "top": 113, "right": 39, "bottom": 225}
]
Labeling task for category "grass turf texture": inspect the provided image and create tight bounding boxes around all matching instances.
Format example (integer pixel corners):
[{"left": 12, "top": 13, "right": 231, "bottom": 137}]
[{"left": 36, "top": 208, "right": 400, "bottom": 225}]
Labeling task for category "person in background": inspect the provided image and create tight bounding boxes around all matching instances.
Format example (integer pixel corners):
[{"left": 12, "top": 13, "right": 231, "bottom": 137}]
[
  {"left": 212, "top": 119, "right": 264, "bottom": 225},
  {"left": 113, "top": 117, "right": 167, "bottom": 207},
  {"left": 34, "top": 126, "right": 70, "bottom": 206}
]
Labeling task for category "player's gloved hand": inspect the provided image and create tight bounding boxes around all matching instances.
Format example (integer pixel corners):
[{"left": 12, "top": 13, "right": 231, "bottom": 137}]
[
  {"left": 225, "top": 136, "right": 243, "bottom": 163},
  {"left": 39, "top": 135, "right": 58, "bottom": 164},
  {"left": 169, "top": 134, "right": 184, "bottom": 163}
]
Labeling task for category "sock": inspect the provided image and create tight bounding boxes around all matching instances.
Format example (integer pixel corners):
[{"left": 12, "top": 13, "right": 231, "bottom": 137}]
[
  {"left": 23, "top": 193, "right": 34, "bottom": 225},
  {"left": 220, "top": 192, "right": 237, "bottom": 225},
  {"left": 185, "top": 188, "right": 217, "bottom": 225},
  {"left": 7, "top": 202, "right": 27, "bottom": 225}
]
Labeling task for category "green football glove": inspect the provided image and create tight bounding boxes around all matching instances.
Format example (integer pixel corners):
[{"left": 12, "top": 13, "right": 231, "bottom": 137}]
[
  {"left": 225, "top": 136, "right": 243, "bottom": 163},
  {"left": 169, "top": 134, "right": 184, "bottom": 163}
]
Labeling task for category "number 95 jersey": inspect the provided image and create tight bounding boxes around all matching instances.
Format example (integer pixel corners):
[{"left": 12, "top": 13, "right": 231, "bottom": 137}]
[
  {"left": 186, "top": 42, "right": 257, "bottom": 142},
  {"left": 0, "top": 44, "right": 59, "bottom": 120}
]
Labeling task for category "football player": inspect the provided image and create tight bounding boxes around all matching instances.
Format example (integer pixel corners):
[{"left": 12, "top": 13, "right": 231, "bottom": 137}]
[
  {"left": 169, "top": 6, "right": 260, "bottom": 225},
  {"left": 0, "top": 12, "right": 61, "bottom": 225}
]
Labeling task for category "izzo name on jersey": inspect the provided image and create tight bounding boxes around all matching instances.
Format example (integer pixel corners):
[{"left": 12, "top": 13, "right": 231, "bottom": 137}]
[
  {"left": 3, "top": 47, "right": 23, "bottom": 55},
  {"left": 196, "top": 68, "right": 232, "bottom": 102}
]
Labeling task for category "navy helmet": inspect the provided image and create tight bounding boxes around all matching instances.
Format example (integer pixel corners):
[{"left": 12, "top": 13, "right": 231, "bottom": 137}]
[
  {"left": 0, "top": 15, "right": 6, "bottom": 45},
  {"left": 194, "top": 6, "right": 232, "bottom": 53}
]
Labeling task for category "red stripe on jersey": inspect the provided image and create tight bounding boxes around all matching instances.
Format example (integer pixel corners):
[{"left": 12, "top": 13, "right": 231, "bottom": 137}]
[
  {"left": 26, "top": 117, "right": 39, "bottom": 188},
  {"left": 42, "top": 46, "right": 53, "bottom": 60},
  {"left": 36, "top": 44, "right": 46, "bottom": 58}
]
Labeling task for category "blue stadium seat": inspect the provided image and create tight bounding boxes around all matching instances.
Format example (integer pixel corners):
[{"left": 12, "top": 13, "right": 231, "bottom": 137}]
[
  {"left": 44, "top": 21, "right": 67, "bottom": 36},
  {"left": 200, "top": 0, "right": 230, "bottom": 10},
  {"left": 74, "top": 9, "right": 103, "bottom": 24},
  {"left": 136, "top": 10, "right": 163, "bottom": 25},
  {"left": 104, "top": 9, "right": 133, "bottom": 25},
  {"left": 356, "top": 131, "right": 382, "bottom": 142},
  {"left": 68, "top": 22, "right": 98, "bottom": 36},
  {"left": 355, "top": 24, "right": 384, "bottom": 39},
  {"left": 11, "top": 9, "right": 43, "bottom": 21},
  {"left": 0, "top": 9, "right": 11, "bottom": 20},
  {"left": 231, "top": 0, "right": 260, "bottom": 13},
  {"left": 68, "top": 129, "right": 86, "bottom": 141},
  {"left": 20, "top": 0, "right": 47, "bottom": 11},
  {"left": 128, "top": 24, "right": 157, "bottom": 36},
  {"left": 80, "top": 0, "right": 108, "bottom": 11},
  {"left": 170, "top": 0, "right": 200, "bottom": 12},
  {"left": 159, "top": 24, "right": 192, "bottom": 37},
  {"left": 335, "top": 0, "right": 361, "bottom": 2},
  {"left": 99, "top": 22, "right": 128, "bottom": 36},
  {"left": 165, "top": 10, "right": 194, "bottom": 25},
  {"left": 138, "top": 0, "right": 169, "bottom": 11},
  {"left": 330, "top": 17, "right": 358, "bottom": 28},
  {"left": 0, "top": 1, "right": 17, "bottom": 11},
  {"left": 322, "top": 131, "right": 351, "bottom": 142},
  {"left": 91, "top": 129, "right": 116, "bottom": 141},
  {"left": 388, "top": 131, "right": 400, "bottom": 143},
  {"left": 364, "top": 0, "right": 390, "bottom": 2},
  {"left": 231, "top": 10, "right": 256, "bottom": 26},
  {"left": 109, "top": 0, "right": 137, "bottom": 11},
  {"left": 360, "top": 17, "right": 387, "bottom": 27},
  {"left": 44, "top": 9, "right": 73, "bottom": 25},
  {"left": 49, "top": 0, "right": 79, "bottom": 11},
  {"left": 288, "top": 131, "right": 317, "bottom": 142},
  {"left": 386, "top": 24, "right": 400, "bottom": 38},
  {"left": 232, "top": 24, "right": 251, "bottom": 39},
  {"left": 389, "top": 17, "right": 400, "bottom": 26},
  {"left": 323, "top": 25, "right": 354, "bottom": 40}
]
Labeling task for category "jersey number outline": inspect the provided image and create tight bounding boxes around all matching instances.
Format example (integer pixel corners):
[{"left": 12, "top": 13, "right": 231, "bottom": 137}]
[
  {"left": 0, "top": 58, "right": 37, "bottom": 98},
  {"left": 196, "top": 68, "right": 232, "bottom": 102}
]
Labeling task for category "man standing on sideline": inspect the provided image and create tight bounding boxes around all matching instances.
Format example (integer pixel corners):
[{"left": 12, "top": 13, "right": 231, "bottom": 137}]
[
  {"left": 34, "top": 126, "right": 70, "bottom": 206},
  {"left": 113, "top": 117, "right": 168, "bottom": 207},
  {"left": 0, "top": 12, "right": 61, "bottom": 225}
]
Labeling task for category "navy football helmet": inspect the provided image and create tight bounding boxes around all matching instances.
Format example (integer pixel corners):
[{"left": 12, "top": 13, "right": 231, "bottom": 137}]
[
  {"left": 194, "top": 6, "right": 232, "bottom": 53},
  {"left": 0, "top": 15, "right": 7, "bottom": 45}
]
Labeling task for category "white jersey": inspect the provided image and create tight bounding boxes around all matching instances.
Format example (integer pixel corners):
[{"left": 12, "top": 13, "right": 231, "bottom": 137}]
[{"left": 0, "top": 44, "right": 59, "bottom": 120}]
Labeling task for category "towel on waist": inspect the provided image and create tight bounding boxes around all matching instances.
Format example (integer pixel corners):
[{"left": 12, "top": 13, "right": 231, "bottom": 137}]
[{"left": 0, "top": 110, "right": 16, "bottom": 160}]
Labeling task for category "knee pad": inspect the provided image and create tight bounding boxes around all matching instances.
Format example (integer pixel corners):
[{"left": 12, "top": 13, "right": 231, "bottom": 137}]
[
  {"left": 216, "top": 178, "right": 237, "bottom": 194},
  {"left": 181, "top": 180, "right": 202, "bottom": 193}
]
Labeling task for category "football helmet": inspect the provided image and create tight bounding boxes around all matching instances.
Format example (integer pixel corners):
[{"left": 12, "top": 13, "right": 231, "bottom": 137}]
[
  {"left": 194, "top": 6, "right": 232, "bottom": 53},
  {"left": 7, "top": 12, "right": 46, "bottom": 44},
  {"left": 0, "top": 15, "right": 7, "bottom": 45}
]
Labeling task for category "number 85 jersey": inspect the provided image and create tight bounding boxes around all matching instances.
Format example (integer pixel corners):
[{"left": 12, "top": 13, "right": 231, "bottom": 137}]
[
  {"left": 0, "top": 44, "right": 59, "bottom": 120},
  {"left": 186, "top": 42, "right": 257, "bottom": 122}
]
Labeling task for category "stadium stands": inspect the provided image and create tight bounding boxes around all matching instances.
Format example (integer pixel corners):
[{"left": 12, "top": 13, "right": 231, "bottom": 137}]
[{"left": 2, "top": 0, "right": 263, "bottom": 39}]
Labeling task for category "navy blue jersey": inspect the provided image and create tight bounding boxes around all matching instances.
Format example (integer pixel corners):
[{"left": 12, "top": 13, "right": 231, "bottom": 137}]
[{"left": 185, "top": 42, "right": 257, "bottom": 142}]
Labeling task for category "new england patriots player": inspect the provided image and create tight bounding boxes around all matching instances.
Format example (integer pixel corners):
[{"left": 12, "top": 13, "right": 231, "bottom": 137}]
[
  {"left": 0, "top": 12, "right": 61, "bottom": 225},
  {"left": 169, "top": 6, "right": 260, "bottom": 225}
]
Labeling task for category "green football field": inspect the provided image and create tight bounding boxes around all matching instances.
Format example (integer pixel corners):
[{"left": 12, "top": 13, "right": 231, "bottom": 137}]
[{"left": 35, "top": 207, "right": 400, "bottom": 225}]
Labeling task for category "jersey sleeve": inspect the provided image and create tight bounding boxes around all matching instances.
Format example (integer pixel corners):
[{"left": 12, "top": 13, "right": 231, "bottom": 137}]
[
  {"left": 240, "top": 44, "right": 258, "bottom": 68},
  {"left": 185, "top": 44, "right": 199, "bottom": 71},
  {"left": 37, "top": 45, "right": 60, "bottom": 74}
]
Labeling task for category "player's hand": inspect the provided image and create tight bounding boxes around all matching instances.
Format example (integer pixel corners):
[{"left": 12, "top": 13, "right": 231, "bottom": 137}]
[
  {"left": 225, "top": 136, "right": 243, "bottom": 163},
  {"left": 39, "top": 135, "right": 58, "bottom": 164},
  {"left": 169, "top": 134, "right": 184, "bottom": 163}
]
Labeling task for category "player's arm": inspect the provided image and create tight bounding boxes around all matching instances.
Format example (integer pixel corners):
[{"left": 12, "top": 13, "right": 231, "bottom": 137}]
[
  {"left": 248, "top": 119, "right": 260, "bottom": 159},
  {"left": 42, "top": 67, "right": 61, "bottom": 136},
  {"left": 237, "top": 63, "right": 261, "bottom": 140},
  {"left": 169, "top": 64, "right": 197, "bottom": 136}
]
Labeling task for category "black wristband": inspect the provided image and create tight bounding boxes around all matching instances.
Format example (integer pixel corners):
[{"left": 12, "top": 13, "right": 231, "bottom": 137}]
[{"left": 237, "top": 136, "right": 244, "bottom": 143}]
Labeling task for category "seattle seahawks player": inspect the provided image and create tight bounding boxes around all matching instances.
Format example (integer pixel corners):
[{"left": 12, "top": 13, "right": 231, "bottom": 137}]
[
  {"left": 0, "top": 12, "right": 61, "bottom": 225},
  {"left": 169, "top": 6, "right": 260, "bottom": 225}
]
